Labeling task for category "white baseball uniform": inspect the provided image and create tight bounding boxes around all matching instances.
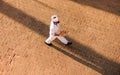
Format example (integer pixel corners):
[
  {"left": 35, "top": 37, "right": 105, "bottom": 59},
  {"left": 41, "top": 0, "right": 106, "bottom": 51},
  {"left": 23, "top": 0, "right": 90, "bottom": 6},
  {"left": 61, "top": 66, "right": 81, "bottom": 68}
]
[{"left": 45, "top": 21, "right": 68, "bottom": 44}]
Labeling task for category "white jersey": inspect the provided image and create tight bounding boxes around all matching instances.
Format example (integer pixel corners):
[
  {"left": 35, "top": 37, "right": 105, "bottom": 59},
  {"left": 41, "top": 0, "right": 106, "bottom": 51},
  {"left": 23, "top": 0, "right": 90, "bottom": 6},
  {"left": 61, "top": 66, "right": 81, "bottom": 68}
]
[{"left": 49, "top": 21, "right": 60, "bottom": 36}]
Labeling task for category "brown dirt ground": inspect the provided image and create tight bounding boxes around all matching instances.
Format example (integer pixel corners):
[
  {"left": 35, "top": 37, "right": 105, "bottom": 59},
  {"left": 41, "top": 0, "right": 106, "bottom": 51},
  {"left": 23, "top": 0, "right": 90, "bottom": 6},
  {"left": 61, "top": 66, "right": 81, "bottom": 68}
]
[{"left": 0, "top": 0, "right": 120, "bottom": 75}]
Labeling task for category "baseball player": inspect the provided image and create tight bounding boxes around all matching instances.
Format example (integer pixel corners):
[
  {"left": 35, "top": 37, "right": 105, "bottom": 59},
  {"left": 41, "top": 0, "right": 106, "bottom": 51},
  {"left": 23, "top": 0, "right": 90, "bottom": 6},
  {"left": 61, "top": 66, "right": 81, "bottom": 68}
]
[{"left": 45, "top": 15, "right": 72, "bottom": 46}]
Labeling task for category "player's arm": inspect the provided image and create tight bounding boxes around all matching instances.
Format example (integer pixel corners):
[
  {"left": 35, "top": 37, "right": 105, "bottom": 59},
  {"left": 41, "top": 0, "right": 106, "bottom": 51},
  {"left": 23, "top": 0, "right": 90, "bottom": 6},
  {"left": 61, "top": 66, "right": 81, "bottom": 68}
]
[
  {"left": 55, "top": 31, "right": 67, "bottom": 36},
  {"left": 50, "top": 28, "right": 59, "bottom": 36}
]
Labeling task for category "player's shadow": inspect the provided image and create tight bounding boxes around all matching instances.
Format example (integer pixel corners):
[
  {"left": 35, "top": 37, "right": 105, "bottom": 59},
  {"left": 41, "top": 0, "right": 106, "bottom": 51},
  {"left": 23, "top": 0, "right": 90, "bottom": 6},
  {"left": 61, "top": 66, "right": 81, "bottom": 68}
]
[
  {"left": 0, "top": 1, "right": 119, "bottom": 75},
  {"left": 71, "top": 0, "right": 120, "bottom": 16},
  {"left": 52, "top": 40, "right": 120, "bottom": 75}
]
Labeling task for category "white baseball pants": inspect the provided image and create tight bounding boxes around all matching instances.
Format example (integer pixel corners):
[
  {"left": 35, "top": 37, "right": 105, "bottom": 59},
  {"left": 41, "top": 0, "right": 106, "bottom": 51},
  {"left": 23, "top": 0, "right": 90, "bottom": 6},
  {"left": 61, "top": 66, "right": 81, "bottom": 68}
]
[{"left": 45, "top": 35, "right": 68, "bottom": 44}]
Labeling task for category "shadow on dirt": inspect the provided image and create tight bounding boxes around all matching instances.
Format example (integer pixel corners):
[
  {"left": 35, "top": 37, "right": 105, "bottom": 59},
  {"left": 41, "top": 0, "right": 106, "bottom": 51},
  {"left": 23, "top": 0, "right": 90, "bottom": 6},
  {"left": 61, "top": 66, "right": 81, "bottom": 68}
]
[
  {"left": 71, "top": 0, "right": 120, "bottom": 16},
  {"left": 0, "top": 0, "right": 49, "bottom": 37},
  {"left": 52, "top": 41, "right": 120, "bottom": 75},
  {"left": 33, "top": 0, "right": 56, "bottom": 10},
  {"left": 0, "top": 1, "right": 119, "bottom": 75}
]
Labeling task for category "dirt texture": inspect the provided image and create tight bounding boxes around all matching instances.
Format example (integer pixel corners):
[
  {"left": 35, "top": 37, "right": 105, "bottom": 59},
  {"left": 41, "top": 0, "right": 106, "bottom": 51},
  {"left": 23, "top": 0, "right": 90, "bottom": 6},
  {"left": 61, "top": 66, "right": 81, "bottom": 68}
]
[{"left": 0, "top": 0, "right": 120, "bottom": 75}]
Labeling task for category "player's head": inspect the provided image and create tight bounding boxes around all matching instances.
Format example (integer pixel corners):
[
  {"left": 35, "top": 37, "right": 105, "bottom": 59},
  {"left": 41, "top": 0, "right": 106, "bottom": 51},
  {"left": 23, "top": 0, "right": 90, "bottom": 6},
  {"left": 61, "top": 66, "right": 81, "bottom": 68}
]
[{"left": 51, "top": 15, "right": 59, "bottom": 22}]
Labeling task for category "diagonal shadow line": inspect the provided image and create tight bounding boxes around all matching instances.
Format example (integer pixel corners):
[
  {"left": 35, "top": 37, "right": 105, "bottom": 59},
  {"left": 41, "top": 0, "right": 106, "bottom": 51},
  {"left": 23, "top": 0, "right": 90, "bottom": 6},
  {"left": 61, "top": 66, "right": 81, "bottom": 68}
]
[
  {"left": 71, "top": 0, "right": 120, "bottom": 16},
  {"left": 33, "top": 0, "right": 57, "bottom": 10},
  {"left": 0, "top": 1, "right": 120, "bottom": 75},
  {"left": 52, "top": 40, "right": 120, "bottom": 75},
  {"left": 52, "top": 45, "right": 103, "bottom": 73},
  {"left": 0, "top": 0, "right": 49, "bottom": 37}
]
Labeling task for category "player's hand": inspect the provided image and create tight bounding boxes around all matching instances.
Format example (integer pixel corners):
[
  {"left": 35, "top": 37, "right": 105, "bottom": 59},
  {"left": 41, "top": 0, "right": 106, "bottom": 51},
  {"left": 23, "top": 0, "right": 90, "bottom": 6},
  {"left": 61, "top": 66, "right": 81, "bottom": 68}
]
[{"left": 59, "top": 31, "right": 67, "bottom": 36}]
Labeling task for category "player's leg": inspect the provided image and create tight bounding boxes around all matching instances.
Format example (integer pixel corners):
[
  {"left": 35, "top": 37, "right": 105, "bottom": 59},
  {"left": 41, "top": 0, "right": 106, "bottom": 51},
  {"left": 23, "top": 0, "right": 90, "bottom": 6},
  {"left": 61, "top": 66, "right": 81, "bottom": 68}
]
[
  {"left": 57, "top": 36, "right": 72, "bottom": 45},
  {"left": 45, "top": 35, "right": 56, "bottom": 45}
]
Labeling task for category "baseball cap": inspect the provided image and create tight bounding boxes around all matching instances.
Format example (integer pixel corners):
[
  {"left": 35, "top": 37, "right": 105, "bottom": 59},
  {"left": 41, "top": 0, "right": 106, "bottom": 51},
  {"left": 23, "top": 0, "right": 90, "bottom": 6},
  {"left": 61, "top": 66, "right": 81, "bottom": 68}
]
[{"left": 51, "top": 15, "right": 59, "bottom": 22}]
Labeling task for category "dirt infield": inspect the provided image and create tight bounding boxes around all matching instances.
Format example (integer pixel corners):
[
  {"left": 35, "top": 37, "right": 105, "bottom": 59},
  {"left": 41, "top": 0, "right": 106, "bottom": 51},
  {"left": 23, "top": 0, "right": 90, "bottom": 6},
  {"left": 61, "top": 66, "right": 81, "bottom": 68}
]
[{"left": 0, "top": 0, "right": 120, "bottom": 75}]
